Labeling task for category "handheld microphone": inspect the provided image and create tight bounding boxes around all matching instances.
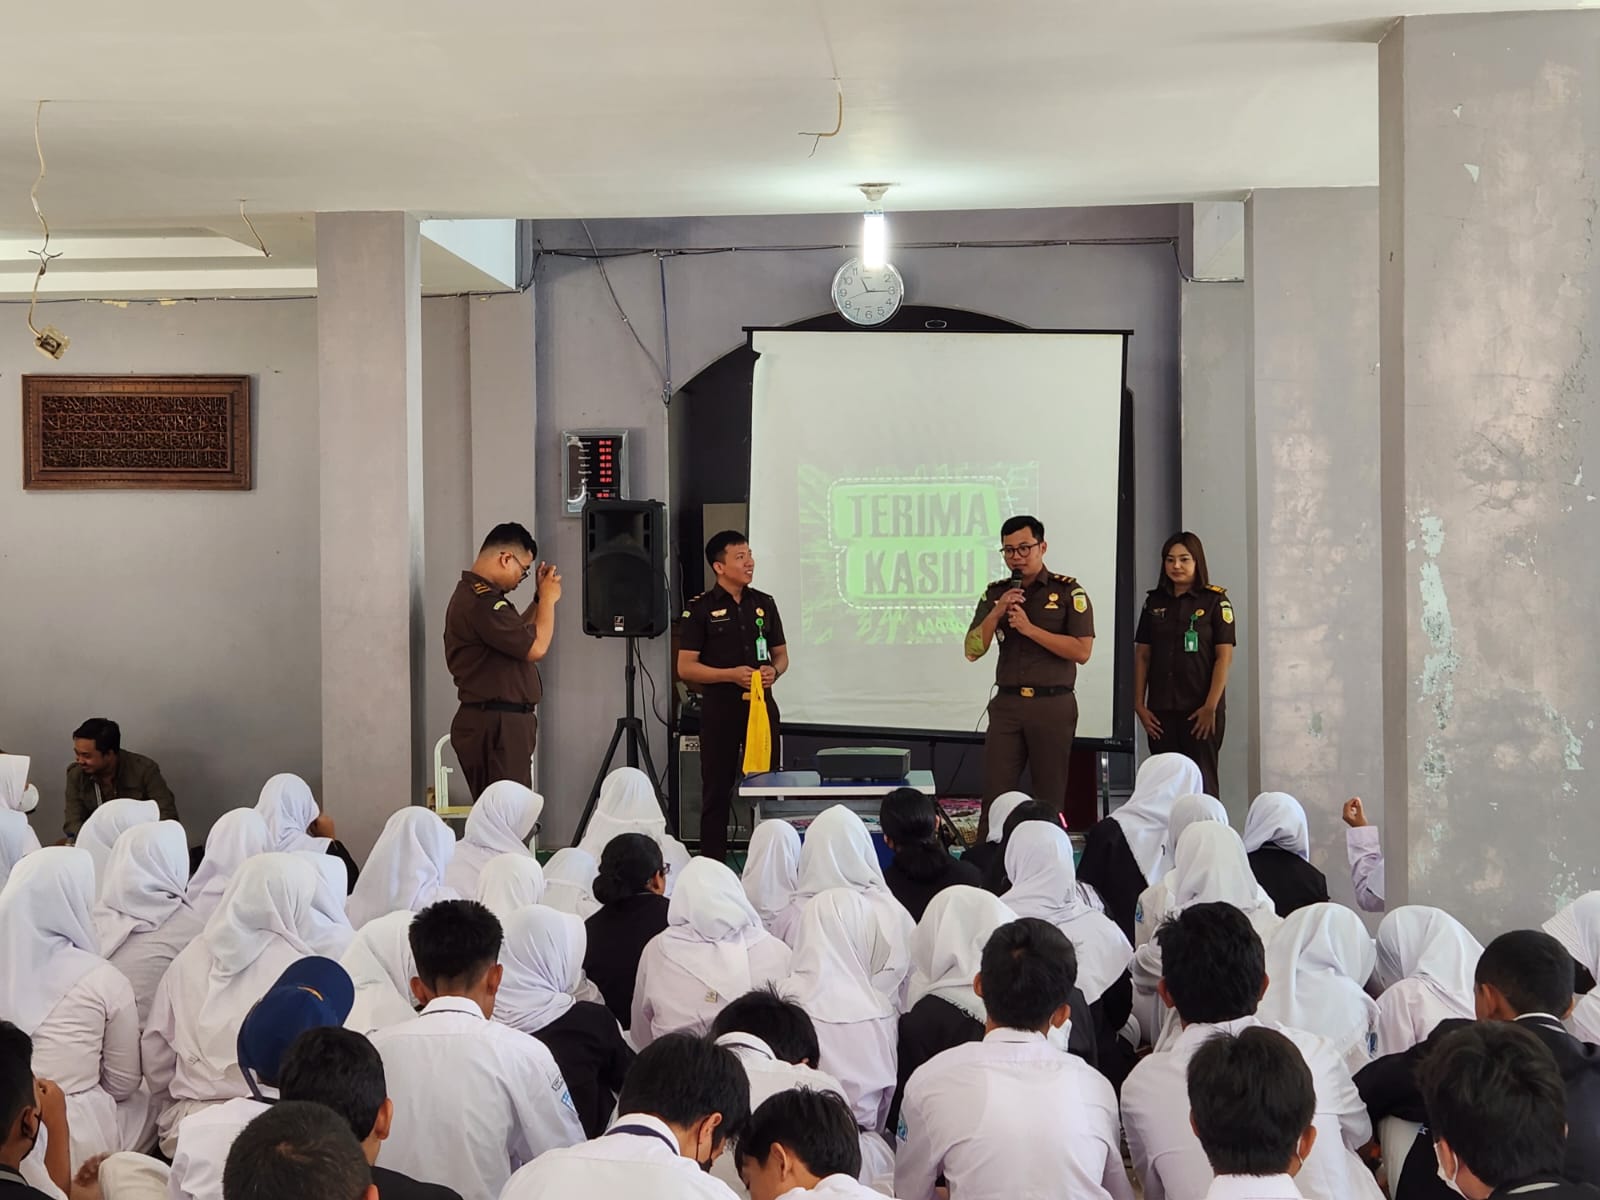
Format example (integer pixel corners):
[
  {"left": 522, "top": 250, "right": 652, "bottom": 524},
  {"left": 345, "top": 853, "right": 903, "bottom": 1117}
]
[{"left": 1009, "top": 567, "right": 1023, "bottom": 585}]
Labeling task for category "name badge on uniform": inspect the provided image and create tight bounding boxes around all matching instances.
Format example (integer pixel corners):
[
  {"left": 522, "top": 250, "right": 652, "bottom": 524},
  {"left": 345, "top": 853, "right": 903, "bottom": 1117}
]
[
  {"left": 1184, "top": 614, "right": 1200, "bottom": 653},
  {"left": 1044, "top": 592, "right": 1060, "bottom": 610},
  {"left": 755, "top": 616, "right": 770, "bottom": 664},
  {"left": 710, "top": 608, "right": 729, "bottom": 621}
]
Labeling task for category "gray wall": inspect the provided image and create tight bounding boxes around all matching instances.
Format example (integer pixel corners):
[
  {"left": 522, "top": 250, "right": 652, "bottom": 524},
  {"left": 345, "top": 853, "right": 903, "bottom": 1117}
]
[{"left": 530, "top": 206, "right": 1184, "bottom": 840}]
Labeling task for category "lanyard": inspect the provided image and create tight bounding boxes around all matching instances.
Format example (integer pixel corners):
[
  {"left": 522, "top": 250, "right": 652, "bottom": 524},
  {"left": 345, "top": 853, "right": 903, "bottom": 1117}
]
[{"left": 605, "top": 1123, "right": 680, "bottom": 1155}]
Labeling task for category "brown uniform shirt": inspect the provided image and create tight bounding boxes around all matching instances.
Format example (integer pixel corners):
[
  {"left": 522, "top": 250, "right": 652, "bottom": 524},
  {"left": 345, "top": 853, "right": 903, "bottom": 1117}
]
[
  {"left": 443, "top": 571, "right": 542, "bottom": 706},
  {"left": 64, "top": 749, "right": 178, "bottom": 838},
  {"left": 679, "top": 584, "right": 786, "bottom": 698},
  {"left": 968, "top": 570, "right": 1095, "bottom": 689},
  {"left": 1134, "top": 583, "right": 1236, "bottom": 711}
]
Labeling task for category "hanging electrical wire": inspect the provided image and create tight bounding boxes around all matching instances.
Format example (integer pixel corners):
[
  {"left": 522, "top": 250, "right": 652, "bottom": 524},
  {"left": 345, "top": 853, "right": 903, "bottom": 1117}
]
[
  {"left": 798, "top": 78, "right": 843, "bottom": 158},
  {"left": 25, "top": 100, "right": 69, "bottom": 357},
  {"left": 238, "top": 200, "right": 271, "bottom": 258}
]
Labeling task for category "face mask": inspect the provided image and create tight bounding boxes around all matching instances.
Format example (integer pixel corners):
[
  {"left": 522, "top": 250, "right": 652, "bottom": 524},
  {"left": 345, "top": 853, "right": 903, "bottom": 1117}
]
[
  {"left": 1047, "top": 1018, "right": 1073, "bottom": 1053},
  {"left": 19, "top": 784, "right": 38, "bottom": 814},
  {"left": 1436, "top": 1149, "right": 1466, "bottom": 1198}
]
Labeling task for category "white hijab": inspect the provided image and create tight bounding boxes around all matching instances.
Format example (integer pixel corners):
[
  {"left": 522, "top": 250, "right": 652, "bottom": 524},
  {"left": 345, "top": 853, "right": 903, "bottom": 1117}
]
[
  {"left": 339, "top": 909, "right": 418, "bottom": 1032},
  {"left": 187, "top": 809, "right": 273, "bottom": 922},
  {"left": 1242, "top": 792, "right": 1313, "bottom": 860},
  {"left": 347, "top": 808, "right": 460, "bottom": 928},
  {"left": 0, "top": 812, "right": 39, "bottom": 890},
  {"left": 542, "top": 848, "right": 600, "bottom": 918},
  {"left": 577, "top": 769, "right": 690, "bottom": 889},
  {"left": 0, "top": 754, "right": 40, "bottom": 815},
  {"left": 444, "top": 781, "right": 543, "bottom": 898},
  {"left": 908, "top": 886, "right": 1017, "bottom": 1021},
  {"left": 1545, "top": 892, "right": 1600, "bottom": 976},
  {"left": 294, "top": 851, "right": 355, "bottom": 957},
  {"left": 496, "top": 905, "right": 585, "bottom": 1035},
  {"left": 986, "top": 792, "right": 1032, "bottom": 845},
  {"left": 476, "top": 854, "right": 547, "bottom": 922},
  {"left": 256, "top": 773, "right": 330, "bottom": 853},
  {"left": 1261, "top": 902, "right": 1379, "bottom": 1058},
  {"left": 1170, "top": 822, "right": 1282, "bottom": 940},
  {"left": 0, "top": 847, "right": 103, "bottom": 1032},
  {"left": 742, "top": 820, "right": 801, "bottom": 929},
  {"left": 1158, "top": 794, "right": 1230, "bottom": 882},
  {"left": 1003, "top": 822, "right": 1133, "bottom": 1004},
  {"left": 660, "top": 858, "right": 770, "bottom": 1001},
  {"left": 94, "top": 820, "right": 193, "bottom": 957},
  {"left": 76, "top": 798, "right": 160, "bottom": 889},
  {"left": 795, "top": 805, "right": 890, "bottom": 899},
  {"left": 782, "top": 889, "right": 896, "bottom": 1023},
  {"left": 1113, "top": 754, "right": 1204, "bottom": 883},
  {"left": 1375, "top": 905, "right": 1481, "bottom": 1004}
]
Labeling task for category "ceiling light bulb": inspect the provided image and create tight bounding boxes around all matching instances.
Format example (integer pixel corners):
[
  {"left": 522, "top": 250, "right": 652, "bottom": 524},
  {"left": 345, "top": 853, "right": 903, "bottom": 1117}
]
[{"left": 862, "top": 210, "right": 888, "bottom": 270}]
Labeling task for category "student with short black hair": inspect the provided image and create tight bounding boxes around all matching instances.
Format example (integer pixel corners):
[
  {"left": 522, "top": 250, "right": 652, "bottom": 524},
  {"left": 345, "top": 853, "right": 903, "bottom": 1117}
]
[
  {"left": 1358, "top": 929, "right": 1600, "bottom": 1198},
  {"left": 501, "top": 1033, "right": 752, "bottom": 1200},
  {"left": 896, "top": 918, "right": 1133, "bottom": 1200},
  {"left": 879, "top": 789, "right": 980, "bottom": 922},
  {"left": 279, "top": 1027, "right": 461, "bottom": 1200},
  {"left": 369, "top": 900, "right": 584, "bottom": 1200},
  {"left": 0, "top": 1022, "right": 68, "bottom": 1199},
  {"left": 1121, "top": 902, "right": 1379, "bottom": 1200},
  {"left": 1186, "top": 1027, "right": 1319, "bottom": 1199},
  {"left": 584, "top": 833, "right": 671, "bottom": 1028},
  {"left": 736, "top": 1089, "right": 877, "bottom": 1200},
  {"left": 222, "top": 1101, "right": 374, "bottom": 1200}
]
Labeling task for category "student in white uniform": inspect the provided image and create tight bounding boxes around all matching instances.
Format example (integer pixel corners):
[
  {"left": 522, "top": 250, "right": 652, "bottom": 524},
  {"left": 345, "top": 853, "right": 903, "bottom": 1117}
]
[
  {"left": 0, "top": 1018, "right": 73, "bottom": 1200},
  {"left": 500, "top": 1032, "right": 750, "bottom": 1200},
  {"left": 774, "top": 806, "right": 914, "bottom": 1006},
  {"left": 742, "top": 820, "right": 801, "bottom": 935},
  {"left": 1371, "top": 906, "right": 1482, "bottom": 1056},
  {"left": 220, "top": 1101, "right": 374, "bottom": 1200},
  {"left": 143, "top": 853, "right": 324, "bottom": 1155},
  {"left": 736, "top": 1088, "right": 889, "bottom": 1200},
  {"left": 1340, "top": 798, "right": 1385, "bottom": 913},
  {"left": 474, "top": 854, "right": 546, "bottom": 922},
  {"left": 0, "top": 847, "right": 147, "bottom": 1167},
  {"left": 72, "top": 799, "right": 159, "bottom": 891},
  {"left": 368, "top": 899, "right": 583, "bottom": 1200},
  {"left": 897, "top": 917, "right": 1132, "bottom": 1200},
  {"left": 780, "top": 890, "right": 899, "bottom": 1133},
  {"left": 295, "top": 850, "right": 357, "bottom": 957},
  {"left": 0, "top": 814, "right": 37, "bottom": 895},
  {"left": 254, "top": 774, "right": 333, "bottom": 855},
  {"left": 634, "top": 858, "right": 793, "bottom": 1045},
  {"left": 540, "top": 848, "right": 600, "bottom": 918},
  {"left": 1259, "top": 903, "right": 1379, "bottom": 1075},
  {"left": 1545, "top": 892, "right": 1600, "bottom": 1043},
  {"left": 185, "top": 810, "right": 272, "bottom": 925},
  {"left": 339, "top": 909, "right": 418, "bottom": 1036},
  {"left": 346, "top": 809, "right": 459, "bottom": 929},
  {"left": 442, "top": 780, "right": 543, "bottom": 899},
  {"left": 709, "top": 988, "right": 893, "bottom": 1197},
  {"left": 92, "top": 820, "right": 205, "bottom": 1025},
  {"left": 576, "top": 767, "right": 693, "bottom": 894},
  {"left": 1133, "top": 793, "right": 1229, "bottom": 950},
  {"left": 1119, "top": 902, "right": 1378, "bottom": 1200},
  {"left": 0, "top": 755, "right": 42, "bottom": 889},
  {"left": 1186, "top": 1026, "right": 1321, "bottom": 1200},
  {"left": 1078, "top": 753, "right": 1204, "bottom": 940},
  {"left": 168, "top": 957, "right": 355, "bottom": 1200}
]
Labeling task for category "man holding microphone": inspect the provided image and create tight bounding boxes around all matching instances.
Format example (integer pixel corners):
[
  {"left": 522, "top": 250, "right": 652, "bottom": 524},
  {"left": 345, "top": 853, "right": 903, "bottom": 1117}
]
[{"left": 965, "top": 515, "right": 1095, "bottom": 834}]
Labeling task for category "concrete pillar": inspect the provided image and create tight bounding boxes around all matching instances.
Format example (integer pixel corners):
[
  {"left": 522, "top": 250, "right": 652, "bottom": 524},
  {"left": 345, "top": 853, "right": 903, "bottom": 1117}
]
[
  {"left": 317, "top": 212, "right": 425, "bottom": 858},
  {"left": 1245, "top": 189, "right": 1382, "bottom": 909},
  {"left": 1380, "top": 14, "right": 1600, "bottom": 930},
  {"left": 469, "top": 291, "right": 538, "bottom": 541}
]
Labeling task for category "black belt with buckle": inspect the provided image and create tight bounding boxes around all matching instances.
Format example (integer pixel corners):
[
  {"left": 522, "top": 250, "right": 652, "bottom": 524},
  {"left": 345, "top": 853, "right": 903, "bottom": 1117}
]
[
  {"left": 464, "top": 700, "right": 537, "bottom": 714},
  {"left": 998, "top": 685, "right": 1074, "bottom": 699}
]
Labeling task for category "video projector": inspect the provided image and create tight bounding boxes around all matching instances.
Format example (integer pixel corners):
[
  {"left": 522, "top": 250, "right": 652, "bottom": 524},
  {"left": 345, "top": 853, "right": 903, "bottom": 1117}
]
[{"left": 815, "top": 746, "right": 911, "bottom": 783}]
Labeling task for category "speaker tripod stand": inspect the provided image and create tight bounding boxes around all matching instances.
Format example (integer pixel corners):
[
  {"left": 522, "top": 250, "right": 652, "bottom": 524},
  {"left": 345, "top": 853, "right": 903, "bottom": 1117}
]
[{"left": 572, "top": 637, "right": 675, "bottom": 843}]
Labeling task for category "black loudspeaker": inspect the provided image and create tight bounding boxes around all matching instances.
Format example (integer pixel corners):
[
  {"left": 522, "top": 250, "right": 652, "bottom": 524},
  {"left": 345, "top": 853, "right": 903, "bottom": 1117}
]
[{"left": 582, "top": 499, "right": 669, "bottom": 638}]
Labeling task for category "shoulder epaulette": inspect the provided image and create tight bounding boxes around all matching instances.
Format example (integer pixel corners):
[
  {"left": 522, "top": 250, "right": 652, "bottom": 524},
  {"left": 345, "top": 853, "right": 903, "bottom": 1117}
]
[
  {"left": 988, "top": 576, "right": 1012, "bottom": 590},
  {"left": 470, "top": 581, "right": 492, "bottom": 595},
  {"left": 1206, "top": 583, "right": 1228, "bottom": 594},
  {"left": 1051, "top": 572, "right": 1077, "bottom": 585}
]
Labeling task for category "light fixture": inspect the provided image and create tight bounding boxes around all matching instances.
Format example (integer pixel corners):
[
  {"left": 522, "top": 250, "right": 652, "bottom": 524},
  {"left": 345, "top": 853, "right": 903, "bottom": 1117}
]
[{"left": 859, "top": 183, "right": 892, "bottom": 269}]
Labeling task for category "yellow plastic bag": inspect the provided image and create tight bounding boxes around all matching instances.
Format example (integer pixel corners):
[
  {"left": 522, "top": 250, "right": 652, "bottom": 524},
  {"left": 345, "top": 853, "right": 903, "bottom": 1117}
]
[{"left": 743, "top": 669, "right": 772, "bottom": 775}]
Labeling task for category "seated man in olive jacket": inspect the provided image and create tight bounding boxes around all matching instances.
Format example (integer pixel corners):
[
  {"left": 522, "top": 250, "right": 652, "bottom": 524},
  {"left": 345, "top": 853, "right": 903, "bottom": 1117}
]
[{"left": 64, "top": 717, "right": 178, "bottom": 838}]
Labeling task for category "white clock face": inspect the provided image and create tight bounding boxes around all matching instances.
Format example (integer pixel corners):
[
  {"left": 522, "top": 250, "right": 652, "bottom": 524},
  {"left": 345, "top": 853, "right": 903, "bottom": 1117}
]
[{"left": 832, "top": 258, "right": 905, "bottom": 326}]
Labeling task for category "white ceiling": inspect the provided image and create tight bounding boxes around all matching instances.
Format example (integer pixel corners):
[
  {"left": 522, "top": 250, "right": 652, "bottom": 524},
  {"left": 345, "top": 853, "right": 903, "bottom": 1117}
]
[{"left": 0, "top": 0, "right": 1589, "bottom": 279}]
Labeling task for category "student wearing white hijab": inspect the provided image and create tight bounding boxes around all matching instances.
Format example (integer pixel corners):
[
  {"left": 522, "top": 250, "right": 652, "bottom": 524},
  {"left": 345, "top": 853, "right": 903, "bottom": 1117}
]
[
  {"left": 634, "top": 858, "right": 793, "bottom": 1046},
  {"left": 0, "top": 814, "right": 37, "bottom": 894},
  {"left": 575, "top": 767, "right": 692, "bottom": 893},
  {"left": 1078, "top": 753, "right": 1203, "bottom": 940},
  {"left": 1132, "top": 793, "right": 1229, "bottom": 950},
  {"left": 142, "top": 853, "right": 323, "bottom": 1154},
  {"left": 742, "top": 819, "right": 801, "bottom": 934},
  {"left": 475, "top": 853, "right": 547, "bottom": 922},
  {"left": 292, "top": 850, "right": 356, "bottom": 957},
  {"left": 346, "top": 807, "right": 460, "bottom": 928},
  {"left": 443, "top": 780, "right": 543, "bottom": 899},
  {"left": 73, "top": 798, "right": 159, "bottom": 891},
  {"left": 254, "top": 773, "right": 331, "bottom": 853},
  {"left": 184, "top": 810, "right": 272, "bottom": 924},
  {"left": 1368, "top": 905, "right": 1482, "bottom": 1056},
  {"left": 541, "top": 848, "right": 600, "bottom": 918},
  {"left": 780, "top": 889, "right": 898, "bottom": 1133},
  {"left": 1242, "top": 792, "right": 1329, "bottom": 917},
  {"left": 1547, "top": 892, "right": 1600, "bottom": 1043},
  {"left": 1002, "top": 823, "right": 1132, "bottom": 1006},
  {"left": 0, "top": 847, "right": 148, "bottom": 1166},
  {"left": 338, "top": 908, "right": 418, "bottom": 1035},
  {"left": 0, "top": 755, "right": 42, "bottom": 887},
  {"left": 496, "top": 905, "right": 633, "bottom": 1138},
  {"left": 92, "top": 820, "right": 205, "bottom": 1025},
  {"left": 1259, "top": 902, "right": 1379, "bottom": 1075},
  {"left": 948, "top": 792, "right": 1028, "bottom": 888},
  {"left": 773, "top": 806, "right": 914, "bottom": 1008}
]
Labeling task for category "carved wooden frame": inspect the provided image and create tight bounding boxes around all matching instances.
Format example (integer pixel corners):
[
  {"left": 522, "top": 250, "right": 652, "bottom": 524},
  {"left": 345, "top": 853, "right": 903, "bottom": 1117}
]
[{"left": 22, "top": 374, "right": 253, "bottom": 491}]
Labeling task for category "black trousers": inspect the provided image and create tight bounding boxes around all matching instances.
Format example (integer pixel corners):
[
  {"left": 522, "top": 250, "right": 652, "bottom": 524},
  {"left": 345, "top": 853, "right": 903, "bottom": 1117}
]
[
  {"left": 698, "top": 689, "right": 780, "bottom": 862},
  {"left": 1148, "top": 708, "right": 1225, "bottom": 798}
]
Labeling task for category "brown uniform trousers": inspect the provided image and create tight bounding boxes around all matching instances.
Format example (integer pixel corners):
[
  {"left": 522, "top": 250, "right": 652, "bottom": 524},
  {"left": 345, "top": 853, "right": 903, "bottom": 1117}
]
[
  {"left": 450, "top": 707, "right": 537, "bottom": 799},
  {"left": 982, "top": 690, "right": 1079, "bottom": 819}
]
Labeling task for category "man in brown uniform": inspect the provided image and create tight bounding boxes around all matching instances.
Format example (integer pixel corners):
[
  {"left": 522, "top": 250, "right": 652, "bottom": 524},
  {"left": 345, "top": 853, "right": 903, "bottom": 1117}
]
[
  {"left": 444, "top": 522, "right": 562, "bottom": 798},
  {"left": 965, "top": 515, "right": 1094, "bottom": 829},
  {"left": 64, "top": 716, "right": 179, "bottom": 839}
]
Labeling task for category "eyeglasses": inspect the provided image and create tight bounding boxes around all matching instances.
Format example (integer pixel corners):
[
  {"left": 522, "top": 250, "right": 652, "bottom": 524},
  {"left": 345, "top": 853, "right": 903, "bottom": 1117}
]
[
  {"left": 506, "top": 553, "right": 534, "bottom": 580},
  {"left": 1000, "top": 542, "right": 1040, "bottom": 557}
]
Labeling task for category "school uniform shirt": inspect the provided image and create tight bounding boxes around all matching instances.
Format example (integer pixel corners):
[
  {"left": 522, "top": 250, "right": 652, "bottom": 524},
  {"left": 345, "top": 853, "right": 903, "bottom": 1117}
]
[
  {"left": 585, "top": 891, "right": 671, "bottom": 1028},
  {"left": 92, "top": 821, "right": 207, "bottom": 1026},
  {"left": 774, "top": 1176, "right": 891, "bottom": 1200},
  {"left": 633, "top": 859, "right": 793, "bottom": 1046},
  {"left": 339, "top": 909, "right": 419, "bottom": 1035},
  {"left": 1202, "top": 1176, "right": 1305, "bottom": 1200},
  {"left": 1079, "top": 754, "right": 1204, "bottom": 940},
  {"left": 0, "top": 809, "right": 40, "bottom": 890},
  {"left": 168, "top": 1096, "right": 270, "bottom": 1200},
  {"left": 576, "top": 767, "right": 694, "bottom": 895},
  {"left": 1121, "top": 1015, "right": 1380, "bottom": 1200},
  {"left": 1370, "top": 906, "right": 1481, "bottom": 1057},
  {"left": 742, "top": 819, "right": 801, "bottom": 934},
  {"left": 91, "top": 1152, "right": 171, "bottom": 1200},
  {"left": 1487, "top": 1177, "right": 1600, "bottom": 1199},
  {"left": 499, "top": 1112, "right": 740, "bottom": 1200},
  {"left": 370, "top": 995, "right": 585, "bottom": 1200},
  {"left": 1346, "top": 825, "right": 1385, "bottom": 913},
  {"left": 1259, "top": 904, "right": 1379, "bottom": 1076},
  {"left": 895, "top": 1028, "right": 1134, "bottom": 1200},
  {"left": 442, "top": 781, "right": 544, "bottom": 899},
  {"left": 184, "top": 810, "right": 273, "bottom": 925}
]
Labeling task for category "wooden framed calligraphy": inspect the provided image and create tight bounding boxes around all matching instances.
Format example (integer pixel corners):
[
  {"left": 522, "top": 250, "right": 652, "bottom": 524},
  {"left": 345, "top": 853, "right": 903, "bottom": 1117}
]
[{"left": 22, "top": 375, "right": 252, "bottom": 491}]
